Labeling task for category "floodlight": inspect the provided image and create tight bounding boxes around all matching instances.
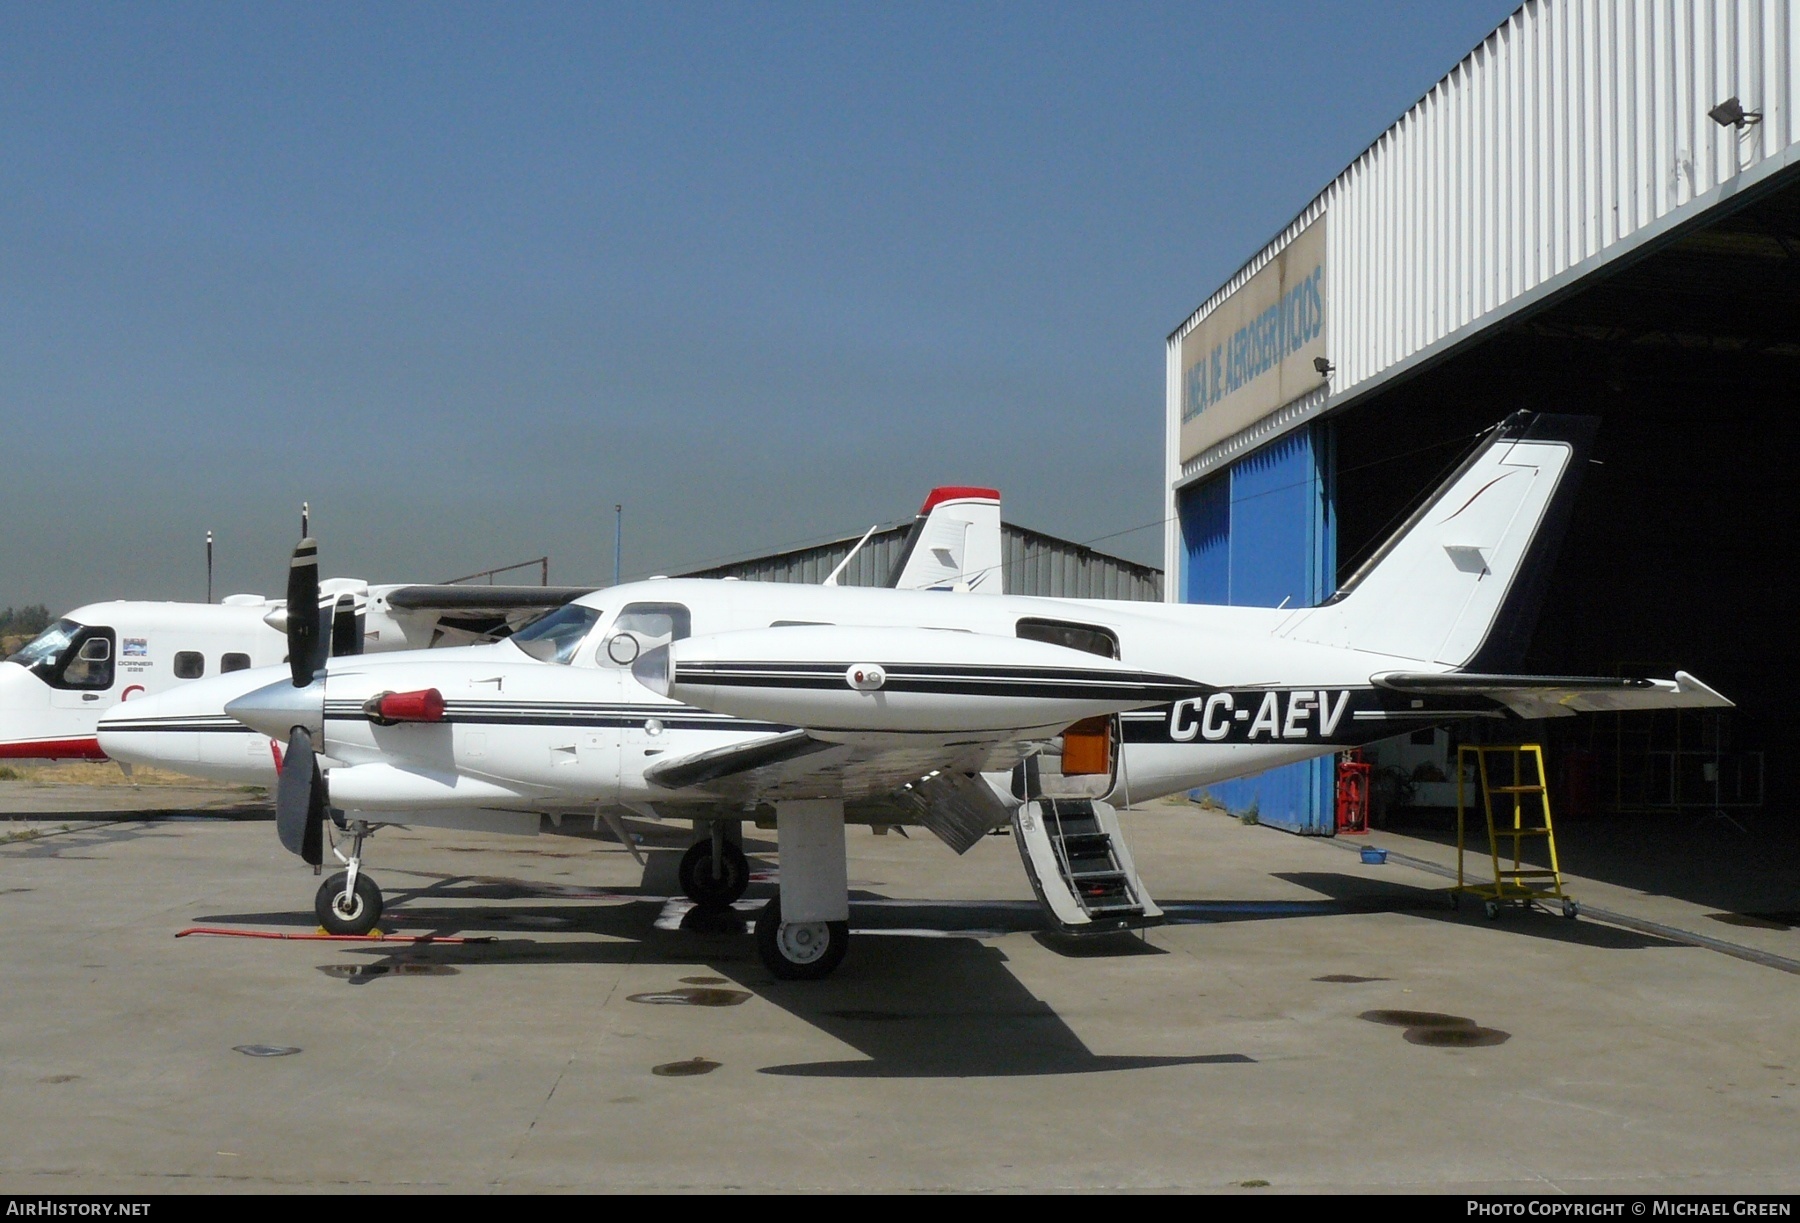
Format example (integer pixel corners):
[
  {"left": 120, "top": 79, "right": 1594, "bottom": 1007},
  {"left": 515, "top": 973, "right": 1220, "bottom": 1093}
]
[{"left": 1708, "top": 97, "right": 1761, "bottom": 129}]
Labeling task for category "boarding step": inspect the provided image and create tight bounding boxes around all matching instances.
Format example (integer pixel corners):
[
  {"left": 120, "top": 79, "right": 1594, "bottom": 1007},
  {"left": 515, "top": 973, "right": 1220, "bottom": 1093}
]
[{"left": 1012, "top": 798, "right": 1163, "bottom": 933}]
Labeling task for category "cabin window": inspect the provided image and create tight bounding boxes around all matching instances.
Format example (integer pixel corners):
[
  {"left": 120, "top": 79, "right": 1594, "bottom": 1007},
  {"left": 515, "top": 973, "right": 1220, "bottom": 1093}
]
[
  {"left": 1015, "top": 617, "right": 1119, "bottom": 659},
  {"left": 174, "top": 651, "right": 205, "bottom": 679},
  {"left": 600, "top": 603, "right": 692, "bottom": 667},
  {"left": 221, "top": 653, "right": 252, "bottom": 673},
  {"left": 61, "top": 635, "right": 115, "bottom": 688}
]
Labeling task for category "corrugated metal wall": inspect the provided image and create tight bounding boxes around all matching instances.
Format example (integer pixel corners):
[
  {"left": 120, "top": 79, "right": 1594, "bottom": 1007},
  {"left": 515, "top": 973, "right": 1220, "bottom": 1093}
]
[
  {"left": 1168, "top": 0, "right": 1800, "bottom": 496},
  {"left": 682, "top": 524, "right": 1163, "bottom": 601},
  {"left": 1330, "top": 0, "right": 1799, "bottom": 393}
]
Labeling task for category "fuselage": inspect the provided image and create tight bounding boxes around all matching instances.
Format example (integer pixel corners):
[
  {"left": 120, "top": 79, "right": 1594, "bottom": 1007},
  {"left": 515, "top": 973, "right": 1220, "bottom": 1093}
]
[{"left": 99, "top": 578, "right": 1484, "bottom": 810}]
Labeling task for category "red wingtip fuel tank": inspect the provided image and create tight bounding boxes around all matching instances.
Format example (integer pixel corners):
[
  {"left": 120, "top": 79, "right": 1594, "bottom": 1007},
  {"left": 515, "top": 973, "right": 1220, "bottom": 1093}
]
[{"left": 635, "top": 625, "right": 1202, "bottom": 734}]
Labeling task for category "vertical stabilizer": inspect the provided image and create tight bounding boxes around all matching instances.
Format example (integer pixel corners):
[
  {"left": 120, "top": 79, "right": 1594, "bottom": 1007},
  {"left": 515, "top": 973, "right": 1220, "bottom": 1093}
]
[
  {"left": 1279, "top": 413, "right": 1595, "bottom": 669},
  {"left": 889, "top": 487, "right": 1005, "bottom": 594}
]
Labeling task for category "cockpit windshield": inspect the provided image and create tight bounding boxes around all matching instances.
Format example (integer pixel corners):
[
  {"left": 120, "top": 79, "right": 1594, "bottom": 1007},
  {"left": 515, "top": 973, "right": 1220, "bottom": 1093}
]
[
  {"left": 6, "top": 620, "right": 80, "bottom": 669},
  {"left": 510, "top": 604, "right": 601, "bottom": 664}
]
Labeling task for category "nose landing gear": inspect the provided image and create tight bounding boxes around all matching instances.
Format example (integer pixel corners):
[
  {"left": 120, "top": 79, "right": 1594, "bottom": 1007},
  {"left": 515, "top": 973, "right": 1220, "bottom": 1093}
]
[
  {"left": 315, "top": 819, "right": 383, "bottom": 936},
  {"left": 677, "top": 828, "right": 750, "bottom": 909}
]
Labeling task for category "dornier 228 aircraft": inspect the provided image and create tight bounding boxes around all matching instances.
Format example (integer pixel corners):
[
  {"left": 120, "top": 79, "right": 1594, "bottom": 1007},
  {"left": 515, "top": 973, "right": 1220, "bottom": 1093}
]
[{"left": 100, "top": 415, "right": 1730, "bottom": 980}]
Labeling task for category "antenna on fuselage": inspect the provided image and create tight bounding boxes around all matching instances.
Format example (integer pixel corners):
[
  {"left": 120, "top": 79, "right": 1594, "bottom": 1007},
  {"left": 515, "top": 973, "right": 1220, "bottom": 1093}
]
[
  {"left": 613, "top": 503, "right": 623, "bottom": 586},
  {"left": 206, "top": 530, "right": 214, "bottom": 604}
]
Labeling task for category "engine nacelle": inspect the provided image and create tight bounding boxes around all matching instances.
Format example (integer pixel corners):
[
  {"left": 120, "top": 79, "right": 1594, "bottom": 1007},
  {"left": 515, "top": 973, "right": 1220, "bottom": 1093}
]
[{"left": 635, "top": 625, "right": 1199, "bottom": 733}]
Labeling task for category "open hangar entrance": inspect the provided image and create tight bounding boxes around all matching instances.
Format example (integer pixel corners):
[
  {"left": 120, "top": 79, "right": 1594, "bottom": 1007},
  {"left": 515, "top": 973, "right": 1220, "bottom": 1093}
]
[
  {"left": 1332, "top": 161, "right": 1800, "bottom": 821},
  {"left": 1165, "top": 2, "right": 1798, "bottom": 834}
]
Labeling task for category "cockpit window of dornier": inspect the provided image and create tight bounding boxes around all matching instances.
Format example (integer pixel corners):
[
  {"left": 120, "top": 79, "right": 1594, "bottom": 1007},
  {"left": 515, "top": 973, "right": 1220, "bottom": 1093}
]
[
  {"left": 7, "top": 620, "right": 80, "bottom": 670},
  {"left": 5, "top": 620, "right": 116, "bottom": 689},
  {"left": 599, "top": 602, "right": 691, "bottom": 667},
  {"left": 511, "top": 604, "right": 602, "bottom": 664}
]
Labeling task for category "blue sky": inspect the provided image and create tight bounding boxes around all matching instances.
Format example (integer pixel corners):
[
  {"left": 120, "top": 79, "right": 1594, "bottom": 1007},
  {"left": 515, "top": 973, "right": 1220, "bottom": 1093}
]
[{"left": 1, "top": 1, "right": 1517, "bottom": 611}]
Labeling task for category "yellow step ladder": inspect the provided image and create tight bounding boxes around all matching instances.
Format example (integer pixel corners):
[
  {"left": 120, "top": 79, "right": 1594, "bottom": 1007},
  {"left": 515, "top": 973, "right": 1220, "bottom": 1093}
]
[{"left": 1454, "top": 744, "right": 1580, "bottom": 921}]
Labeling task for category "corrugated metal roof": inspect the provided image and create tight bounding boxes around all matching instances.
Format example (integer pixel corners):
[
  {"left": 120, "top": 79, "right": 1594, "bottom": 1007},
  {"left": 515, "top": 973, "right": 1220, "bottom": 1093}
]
[
  {"left": 680, "top": 523, "right": 1163, "bottom": 601},
  {"left": 1168, "top": 0, "right": 1800, "bottom": 487}
]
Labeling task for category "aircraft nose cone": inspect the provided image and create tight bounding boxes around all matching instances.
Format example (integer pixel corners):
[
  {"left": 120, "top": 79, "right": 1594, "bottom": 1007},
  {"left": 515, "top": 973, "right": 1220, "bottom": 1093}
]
[{"left": 225, "top": 677, "right": 326, "bottom": 742}]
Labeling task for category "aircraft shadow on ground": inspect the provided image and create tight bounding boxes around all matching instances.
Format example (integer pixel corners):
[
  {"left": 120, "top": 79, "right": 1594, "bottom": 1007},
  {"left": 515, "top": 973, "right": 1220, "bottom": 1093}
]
[
  {"left": 195, "top": 850, "right": 1255, "bottom": 1079},
  {"left": 0, "top": 818, "right": 197, "bottom": 860}
]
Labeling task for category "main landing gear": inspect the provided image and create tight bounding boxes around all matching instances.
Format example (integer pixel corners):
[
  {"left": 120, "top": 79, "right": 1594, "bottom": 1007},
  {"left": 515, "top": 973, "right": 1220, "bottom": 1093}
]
[
  {"left": 754, "top": 894, "right": 848, "bottom": 980},
  {"left": 752, "top": 799, "right": 851, "bottom": 981},
  {"left": 315, "top": 818, "right": 384, "bottom": 936}
]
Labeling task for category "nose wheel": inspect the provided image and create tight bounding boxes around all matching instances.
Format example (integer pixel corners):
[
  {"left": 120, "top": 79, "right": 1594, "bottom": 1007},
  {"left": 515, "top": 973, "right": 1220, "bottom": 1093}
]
[
  {"left": 677, "top": 835, "right": 750, "bottom": 909},
  {"left": 316, "top": 871, "right": 383, "bottom": 935},
  {"left": 315, "top": 819, "right": 382, "bottom": 936}
]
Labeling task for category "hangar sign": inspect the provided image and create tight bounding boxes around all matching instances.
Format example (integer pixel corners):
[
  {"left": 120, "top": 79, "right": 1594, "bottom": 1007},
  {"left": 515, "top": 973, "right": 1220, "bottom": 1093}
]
[{"left": 1179, "top": 220, "right": 1325, "bottom": 463}]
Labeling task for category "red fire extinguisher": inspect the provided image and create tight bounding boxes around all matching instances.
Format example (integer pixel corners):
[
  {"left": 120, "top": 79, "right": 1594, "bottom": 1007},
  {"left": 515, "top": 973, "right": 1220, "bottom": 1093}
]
[{"left": 1337, "top": 750, "right": 1372, "bottom": 835}]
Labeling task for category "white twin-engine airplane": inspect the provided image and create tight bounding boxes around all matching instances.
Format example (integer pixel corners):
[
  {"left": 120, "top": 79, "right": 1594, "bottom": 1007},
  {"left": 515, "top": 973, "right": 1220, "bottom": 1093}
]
[
  {"left": 99, "top": 416, "right": 1728, "bottom": 980},
  {"left": 2, "top": 487, "right": 1004, "bottom": 767}
]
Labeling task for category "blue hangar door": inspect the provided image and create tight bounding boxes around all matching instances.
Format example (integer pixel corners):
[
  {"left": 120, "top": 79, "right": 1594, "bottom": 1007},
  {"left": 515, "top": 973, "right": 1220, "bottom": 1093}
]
[{"left": 1177, "top": 422, "right": 1336, "bottom": 833}]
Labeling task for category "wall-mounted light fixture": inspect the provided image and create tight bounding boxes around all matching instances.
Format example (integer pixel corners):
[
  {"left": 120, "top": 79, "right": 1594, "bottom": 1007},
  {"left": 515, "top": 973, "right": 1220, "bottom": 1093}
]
[
  {"left": 1708, "top": 96, "right": 1762, "bottom": 129},
  {"left": 1313, "top": 357, "right": 1335, "bottom": 378}
]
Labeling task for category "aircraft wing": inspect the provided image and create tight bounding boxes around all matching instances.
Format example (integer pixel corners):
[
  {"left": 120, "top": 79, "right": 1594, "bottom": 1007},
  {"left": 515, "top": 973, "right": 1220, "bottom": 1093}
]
[
  {"left": 375, "top": 585, "right": 595, "bottom": 616},
  {"left": 1373, "top": 670, "right": 1732, "bottom": 719},
  {"left": 643, "top": 725, "right": 1047, "bottom": 803}
]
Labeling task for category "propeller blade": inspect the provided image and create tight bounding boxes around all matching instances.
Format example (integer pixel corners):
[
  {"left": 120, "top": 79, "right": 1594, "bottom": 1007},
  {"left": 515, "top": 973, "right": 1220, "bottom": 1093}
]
[
  {"left": 301, "top": 763, "right": 325, "bottom": 867},
  {"left": 330, "top": 594, "right": 362, "bottom": 657},
  {"left": 275, "top": 727, "right": 316, "bottom": 857},
  {"left": 287, "top": 538, "right": 321, "bottom": 687}
]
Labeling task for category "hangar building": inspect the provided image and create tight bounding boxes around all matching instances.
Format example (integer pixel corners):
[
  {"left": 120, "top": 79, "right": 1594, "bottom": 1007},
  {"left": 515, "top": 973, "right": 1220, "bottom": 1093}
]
[{"left": 1165, "top": 0, "right": 1799, "bottom": 832}]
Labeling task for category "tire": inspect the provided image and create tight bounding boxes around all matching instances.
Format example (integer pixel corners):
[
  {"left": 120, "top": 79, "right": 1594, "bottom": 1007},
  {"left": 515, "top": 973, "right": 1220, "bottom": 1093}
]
[
  {"left": 1562, "top": 899, "right": 1581, "bottom": 920},
  {"left": 677, "top": 838, "right": 750, "bottom": 909},
  {"left": 1484, "top": 900, "right": 1501, "bottom": 921},
  {"left": 754, "top": 895, "right": 848, "bottom": 981},
  {"left": 316, "top": 872, "right": 383, "bottom": 936}
]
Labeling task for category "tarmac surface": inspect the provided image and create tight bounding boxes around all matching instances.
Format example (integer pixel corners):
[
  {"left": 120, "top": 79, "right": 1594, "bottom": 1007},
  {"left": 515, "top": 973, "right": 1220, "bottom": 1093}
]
[{"left": 1, "top": 778, "right": 1797, "bottom": 1194}]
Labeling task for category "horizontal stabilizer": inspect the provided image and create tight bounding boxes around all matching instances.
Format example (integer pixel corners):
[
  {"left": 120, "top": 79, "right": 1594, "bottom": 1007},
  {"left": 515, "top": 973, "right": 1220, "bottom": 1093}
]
[{"left": 1374, "top": 670, "right": 1732, "bottom": 719}]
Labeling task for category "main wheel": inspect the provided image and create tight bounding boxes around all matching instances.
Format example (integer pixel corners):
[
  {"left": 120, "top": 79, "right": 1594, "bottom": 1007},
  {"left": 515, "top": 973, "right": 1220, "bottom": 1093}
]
[
  {"left": 677, "top": 838, "right": 750, "bottom": 909},
  {"left": 754, "top": 895, "right": 847, "bottom": 981},
  {"left": 316, "top": 872, "right": 383, "bottom": 936}
]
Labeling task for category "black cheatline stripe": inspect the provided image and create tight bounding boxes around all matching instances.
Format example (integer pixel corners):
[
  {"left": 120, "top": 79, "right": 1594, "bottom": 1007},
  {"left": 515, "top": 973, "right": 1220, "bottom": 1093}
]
[
  {"left": 678, "top": 673, "right": 1193, "bottom": 702},
  {"left": 324, "top": 712, "right": 791, "bottom": 733},
  {"left": 683, "top": 661, "right": 1162, "bottom": 683},
  {"left": 103, "top": 717, "right": 244, "bottom": 727},
  {"left": 103, "top": 722, "right": 256, "bottom": 735}
]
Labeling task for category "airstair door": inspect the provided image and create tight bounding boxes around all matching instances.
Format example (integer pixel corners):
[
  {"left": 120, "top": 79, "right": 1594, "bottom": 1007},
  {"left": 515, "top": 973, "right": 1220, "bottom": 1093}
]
[{"left": 1012, "top": 797, "right": 1162, "bottom": 933}]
